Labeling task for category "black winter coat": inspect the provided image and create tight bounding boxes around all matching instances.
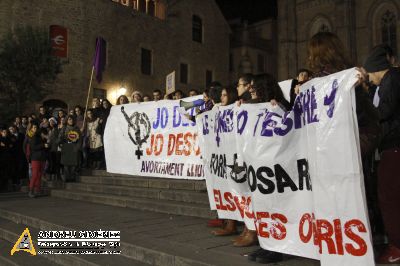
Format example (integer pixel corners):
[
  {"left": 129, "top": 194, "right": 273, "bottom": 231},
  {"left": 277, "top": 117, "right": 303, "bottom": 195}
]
[
  {"left": 378, "top": 67, "right": 400, "bottom": 151},
  {"left": 29, "top": 134, "right": 46, "bottom": 161},
  {"left": 0, "top": 136, "right": 12, "bottom": 163},
  {"left": 59, "top": 125, "right": 82, "bottom": 166}
]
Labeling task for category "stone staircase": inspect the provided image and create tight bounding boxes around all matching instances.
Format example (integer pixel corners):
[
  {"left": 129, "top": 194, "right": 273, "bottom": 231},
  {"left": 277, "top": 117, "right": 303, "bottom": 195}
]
[
  {"left": 49, "top": 170, "right": 215, "bottom": 219},
  {"left": 0, "top": 171, "right": 320, "bottom": 266},
  {"left": 0, "top": 196, "right": 270, "bottom": 266}
]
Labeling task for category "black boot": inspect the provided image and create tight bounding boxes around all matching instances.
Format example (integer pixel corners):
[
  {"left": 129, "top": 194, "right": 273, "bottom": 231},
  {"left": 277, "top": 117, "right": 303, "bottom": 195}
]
[{"left": 256, "top": 250, "right": 283, "bottom": 264}]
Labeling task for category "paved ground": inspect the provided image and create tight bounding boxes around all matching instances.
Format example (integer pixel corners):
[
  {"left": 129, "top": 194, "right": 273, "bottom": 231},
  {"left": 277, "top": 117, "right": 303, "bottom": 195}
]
[{"left": 0, "top": 194, "right": 320, "bottom": 266}]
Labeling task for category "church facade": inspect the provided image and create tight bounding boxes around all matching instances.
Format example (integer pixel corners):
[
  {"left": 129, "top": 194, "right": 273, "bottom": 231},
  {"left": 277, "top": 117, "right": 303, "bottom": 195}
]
[{"left": 277, "top": 0, "right": 399, "bottom": 80}]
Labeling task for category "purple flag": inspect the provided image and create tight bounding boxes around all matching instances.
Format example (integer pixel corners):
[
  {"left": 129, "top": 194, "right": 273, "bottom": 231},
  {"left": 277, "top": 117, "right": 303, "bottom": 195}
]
[{"left": 93, "top": 37, "right": 106, "bottom": 83}]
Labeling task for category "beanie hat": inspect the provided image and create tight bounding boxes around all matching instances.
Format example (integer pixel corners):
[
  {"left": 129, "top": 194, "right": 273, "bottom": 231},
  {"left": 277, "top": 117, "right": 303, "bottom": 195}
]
[
  {"left": 363, "top": 46, "right": 391, "bottom": 73},
  {"left": 49, "top": 117, "right": 58, "bottom": 125}
]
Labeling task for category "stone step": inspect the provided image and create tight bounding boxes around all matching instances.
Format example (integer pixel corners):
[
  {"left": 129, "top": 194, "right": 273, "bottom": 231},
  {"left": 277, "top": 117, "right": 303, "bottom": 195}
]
[
  {"left": 78, "top": 175, "right": 207, "bottom": 191},
  {"left": 0, "top": 236, "right": 59, "bottom": 266},
  {"left": 0, "top": 217, "right": 147, "bottom": 266},
  {"left": 81, "top": 169, "right": 138, "bottom": 177},
  {"left": 50, "top": 190, "right": 215, "bottom": 219},
  {"left": 20, "top": 186, "right": 51, "bottom": 195},
  {"left": 0, "top": 197, "right": 272, "bottom": 266},
  {"left": 64, "top": 182, "right": 209, "bottom": 205},
  {"left": 0, "top": 192, "right": 27, "bottom": 199}
]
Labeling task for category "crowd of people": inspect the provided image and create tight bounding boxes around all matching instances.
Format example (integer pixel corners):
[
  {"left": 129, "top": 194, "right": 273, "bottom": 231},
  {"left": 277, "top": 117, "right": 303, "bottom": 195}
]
[
  {"left": 0, "top": 101, "right": 109, "bottom": 196},
  {"left": 0, "top": 86, "right": 199, "bottom": 197},
  {"left": 0, "top": 31, "right": 399, "bottom": 264}
]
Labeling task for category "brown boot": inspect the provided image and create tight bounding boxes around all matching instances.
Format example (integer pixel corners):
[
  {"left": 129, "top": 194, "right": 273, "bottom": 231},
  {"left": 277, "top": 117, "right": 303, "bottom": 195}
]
[
  {"left": 231, "top": 224, "right": 248, "bottom": 242},
  {"left": 212, "top": 220, "right": 237, "bottom": 236},
  {"left": 233, "top": 229, "right": 258, "bottom": 247}
]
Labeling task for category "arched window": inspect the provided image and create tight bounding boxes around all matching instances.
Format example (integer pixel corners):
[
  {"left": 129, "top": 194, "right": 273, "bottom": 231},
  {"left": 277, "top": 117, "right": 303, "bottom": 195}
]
[
  {"left": 308, "top": 16, "right": 332, "bottom": 38},
  {"left": 381, "top": 10, "right": 397, "bottom": 55},
  {"left": 192, "top": 15, "right": 203, "bottom": 43},
  {"left": 370, "top": 2, "right": 399, "bottom": 55}
]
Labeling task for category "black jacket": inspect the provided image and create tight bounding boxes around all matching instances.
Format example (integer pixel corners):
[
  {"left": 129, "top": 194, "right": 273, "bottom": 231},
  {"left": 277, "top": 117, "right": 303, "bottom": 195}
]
[
  {"left": 29, "top": 134, "right": 46, "bottom": 161},
  {"left": 289, "top": 79, "right": 298, "bottom": 110},
  {"left": 0, "top": 136, "right": 12, "bottom": 163},
  {"left": 9, "top": 132, "right": 24, "bottom": 159},
  {"left": 59, "top": 125, "right": 82, "bottom": 166},
  {"left": 378, "top": 67, "right": 400, "bottom": 151}
]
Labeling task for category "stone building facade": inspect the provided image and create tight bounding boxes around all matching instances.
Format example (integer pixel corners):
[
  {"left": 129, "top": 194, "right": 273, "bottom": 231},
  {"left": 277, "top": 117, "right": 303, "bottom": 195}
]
[
  {"left": 277, "top": 0, "right": 400, "bottom": 80},
  {"left": 228, "top": 19, "right": 277, "bottom": 84},
  {"left": 0, "top": 0, "right": 230, "bottom": 110}
]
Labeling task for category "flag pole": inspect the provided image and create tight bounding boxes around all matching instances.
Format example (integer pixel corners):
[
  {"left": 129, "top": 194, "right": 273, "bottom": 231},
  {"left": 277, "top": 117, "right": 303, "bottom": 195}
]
[{"left": 83, "top": 66, "right": 95, "bottom": 128}]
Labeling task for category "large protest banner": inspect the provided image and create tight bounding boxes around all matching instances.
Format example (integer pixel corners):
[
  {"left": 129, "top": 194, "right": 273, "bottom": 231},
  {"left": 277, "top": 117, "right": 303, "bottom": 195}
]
[
  {"left": 196, "top": 68, "right": 374, "bottom": 265},
  {"left": 104, "top": 96, "right": 205, "bottom": 180}
]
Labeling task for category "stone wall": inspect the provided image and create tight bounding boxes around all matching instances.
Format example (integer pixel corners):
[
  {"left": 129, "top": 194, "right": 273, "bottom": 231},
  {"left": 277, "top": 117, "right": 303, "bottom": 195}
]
[
  {"left": 0, "top": 0, "right": 230, "bottom": 111},
  {"left": 277, "top": 0, "right": 400, "bottom": 80}
]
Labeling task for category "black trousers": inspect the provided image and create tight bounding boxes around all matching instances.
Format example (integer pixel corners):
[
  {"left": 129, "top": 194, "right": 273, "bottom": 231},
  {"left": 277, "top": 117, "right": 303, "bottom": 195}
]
[{"left": 63, "top": 165, "right": 77, "bottom": 182}]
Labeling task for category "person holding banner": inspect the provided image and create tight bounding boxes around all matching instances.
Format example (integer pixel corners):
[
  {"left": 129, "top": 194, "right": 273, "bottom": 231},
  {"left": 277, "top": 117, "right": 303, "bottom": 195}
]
[
  {"left": 185, "top": 83, "right": 223, "bottom": 124},
  {"left": 143, "top": 95, "right": 151, "bottom": 102},
  {"left": 116, "top": 95, "right": 129, "bottom": 105},
  {"left": 211, "top": 86, "right": 239, "bottom": 236},
  {"left": 231, "top": 74, "right": 258, "bottom": 247},
  {"left": 307, "top": 32, "right": 388, "bottom": 262},
  {"left": 289, "top": 69, "right": 312, "bottom": 110},
  {"left": 307, "top": 32, "right": 380, "bottom": 158},
  {"left": 236, "top": 73, "right": 253, "bottom": 103},
  {"left": 363, "top": 45, "right": 400, "bottom": 264},
  {"left": 131, "top": 91, "right": 143, "bottom": 103},
  {"left": 241, "top": 73, "right": 292, "bottom": 263},
  {"left": 174, "top": 90, "right": 185, "bottom": 100},
  {"left": 152, "top": 89, "right": 163, "bottom": 101},
  {"left": 189, "top": 89, "right": 199, "bottom": 97},
  {"left": 250, "top": 73, "right": 290, "bottom": 110}
]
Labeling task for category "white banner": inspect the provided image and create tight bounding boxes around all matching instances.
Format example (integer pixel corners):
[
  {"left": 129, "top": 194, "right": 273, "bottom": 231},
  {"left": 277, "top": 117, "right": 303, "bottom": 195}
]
[
  {"left": 104, "top": 96, "right": 205, "bottom": 180},
  {"left": 196, "top": 68, "right": 374, "bottom": 265}
]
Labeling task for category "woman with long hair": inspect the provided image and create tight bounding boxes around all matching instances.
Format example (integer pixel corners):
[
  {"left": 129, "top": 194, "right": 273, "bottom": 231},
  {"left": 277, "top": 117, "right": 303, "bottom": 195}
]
[
  {"left": 210, "top": 86, "right": 239, "bottom": 237},
  {"left": 116, "top": 95, "right": 129, "bottom": 105},
  {"left": 85, "top": 109, "right": 104, "bottom": 169},
  {"left": 307, "top": 31, "right": 351, "bottom": 76},
  {"left": 250, "top": 73, "right": 291, "bottom": 110},
  {"left": 220, "top": 87, "right": 238, "bottom": 106},
  {"left": 307, "top": 32, "right": 384, "bottom": 262},
  {"left": 28, "top": 122, "right": 46, "bottom": 197},
  {"left": 307, "top": 31, "right": 379, "bottom": 156}
]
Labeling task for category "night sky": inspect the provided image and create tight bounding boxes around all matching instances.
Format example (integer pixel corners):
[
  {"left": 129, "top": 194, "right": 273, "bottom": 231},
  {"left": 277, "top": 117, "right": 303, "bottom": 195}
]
[{"left": 216, "top": 0, "right": 277, "bottom": 23}]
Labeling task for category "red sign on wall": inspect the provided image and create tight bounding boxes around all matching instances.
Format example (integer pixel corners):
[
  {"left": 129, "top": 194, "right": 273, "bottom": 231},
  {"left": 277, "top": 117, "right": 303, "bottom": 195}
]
[{"left": 49, "top": 25, "right": 68, "bottom": 58}]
